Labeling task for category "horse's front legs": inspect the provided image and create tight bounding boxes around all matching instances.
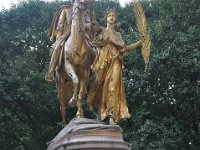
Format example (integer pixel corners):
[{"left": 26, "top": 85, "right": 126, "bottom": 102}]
[
  {"left": 64, "top": 59, "right": 79, "bottom": 107},
  {"left": 57, "top": 85, "right": 67, "bottom": 127},
  {"left": 56, "top": 75, "right": 67, "bottom": 127},
  {"left": 76, "top": 70, "right": 90, "bottom": 118}
]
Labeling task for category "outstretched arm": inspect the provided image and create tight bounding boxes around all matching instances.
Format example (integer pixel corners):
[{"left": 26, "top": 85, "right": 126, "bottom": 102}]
[{"left": 125, "top": 40, "right": 141, "bottom": 53}]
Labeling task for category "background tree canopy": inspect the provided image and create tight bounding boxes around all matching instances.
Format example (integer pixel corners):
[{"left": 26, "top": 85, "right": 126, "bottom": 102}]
[{"left": 0, "top": 0, "right": 199, "bottom": 149}]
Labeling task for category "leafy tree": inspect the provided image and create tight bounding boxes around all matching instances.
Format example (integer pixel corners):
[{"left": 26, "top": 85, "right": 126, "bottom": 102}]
[
  {"left": 121, "top": 0, "right": 200, "bottom": 149},
  {"left": 0, "top": 0, "right": 64, "bottom": 149},
  {"left": 0, "top": 0, "right": 199, "bottom": 149}
]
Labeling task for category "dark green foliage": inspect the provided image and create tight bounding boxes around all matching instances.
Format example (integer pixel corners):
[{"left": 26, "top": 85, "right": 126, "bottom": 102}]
[
  {"left": 0, "top": 1, "right": 64, "bottom": 149},
  {"left": 121, "top": 0, "right": 200, "bottom": 149},
  {"left": 0, "top": 52, "right": 60, "bottom": 149},
  {"left": 0, "top": 0, "right": 199, "bottom": 149}
]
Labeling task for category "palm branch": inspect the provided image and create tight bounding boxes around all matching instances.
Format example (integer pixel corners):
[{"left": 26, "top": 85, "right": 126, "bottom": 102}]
[{"left": 132, "top": 0, "right": 151, "bottom": 71}]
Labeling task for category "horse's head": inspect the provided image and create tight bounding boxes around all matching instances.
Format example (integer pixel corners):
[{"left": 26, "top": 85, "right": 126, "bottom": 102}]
[{"left": 74, "top": 0, "right": 92, "bottom": 11}]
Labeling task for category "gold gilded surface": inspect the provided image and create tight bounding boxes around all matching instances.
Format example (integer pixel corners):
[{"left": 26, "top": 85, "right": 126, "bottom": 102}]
[
  {"left": 45, "top": 3, "right": 73, "bottom": 81},
  {"left": 88, "top": 9, "right": 142, "bottom": 125},
  {"left": 45, "top": 1, "right": 147, "bottom": 126},
  {"left": 45, "top": 0, "right": 98, "bottom": 127},
  {"left": 132, "top": 1, "right": 151, "bottom": 72}
]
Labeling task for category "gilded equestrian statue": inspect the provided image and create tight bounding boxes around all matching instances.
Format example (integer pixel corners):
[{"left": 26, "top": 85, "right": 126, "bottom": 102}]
[{"left": 54, "top": 0, "right": 98, "bottom": 126}]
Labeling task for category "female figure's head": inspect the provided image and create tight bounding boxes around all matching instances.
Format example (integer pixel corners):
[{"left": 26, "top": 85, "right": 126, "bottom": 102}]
[{"left": 104, "top": 9, "right": 118, "bottom": 25}]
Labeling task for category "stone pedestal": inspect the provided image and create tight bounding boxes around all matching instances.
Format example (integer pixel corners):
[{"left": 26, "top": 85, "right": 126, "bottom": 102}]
[{"left": 47, "top": 118, "right": 131, "bottom": 150}]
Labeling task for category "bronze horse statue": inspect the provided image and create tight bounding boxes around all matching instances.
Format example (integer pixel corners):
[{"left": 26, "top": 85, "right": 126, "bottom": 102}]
[{"left": 55, "top": 0, "right": 99, "bottom": 126}]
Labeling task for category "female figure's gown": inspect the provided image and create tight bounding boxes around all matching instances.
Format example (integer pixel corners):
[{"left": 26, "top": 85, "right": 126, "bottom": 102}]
[{"left": 88, "top": 28, "right": 131, "bottom": 123}]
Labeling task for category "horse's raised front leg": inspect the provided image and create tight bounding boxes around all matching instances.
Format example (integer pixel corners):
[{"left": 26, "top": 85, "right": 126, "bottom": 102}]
[
  {"left": 76, "top": 69, "right": 90, "bottom": 118},
  {"left": 64, "top": 58, "right": 79, "bottom": 107}
]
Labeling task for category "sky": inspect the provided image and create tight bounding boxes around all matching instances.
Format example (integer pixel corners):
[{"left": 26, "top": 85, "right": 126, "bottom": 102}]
[{"left": 0, "top": 0, "right": 132, "bottom": 10}]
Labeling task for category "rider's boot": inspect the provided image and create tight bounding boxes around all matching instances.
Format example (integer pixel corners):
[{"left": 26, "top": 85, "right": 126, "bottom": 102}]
[
  {"left": 45, "top": 47, "right": 61, "bottom": 82},
  {"left": 45, "top": 71, "right": 54, "bottom": 82}
]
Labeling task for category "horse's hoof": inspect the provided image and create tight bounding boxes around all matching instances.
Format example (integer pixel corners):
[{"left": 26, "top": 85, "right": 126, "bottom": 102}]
[
  {"left": 62, "top": 123, "right": 66, "bottom": 128},
  {"left": 69, "top": 98, "right": 77, "bottom": 107},
  {"left": 109, "top": 117, "right": 116, "bottom": 125},
  {"left": 76, "top": 114, "right": 83, "bottom": 118},
  {"left": 89, "top": 106, "right": 93, "bottom": 111}
]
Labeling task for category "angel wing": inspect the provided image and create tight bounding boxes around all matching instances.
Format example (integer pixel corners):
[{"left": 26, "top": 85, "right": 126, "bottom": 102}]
[{"left": 132, "top": 0, "right": 151, "bottom": 72}]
